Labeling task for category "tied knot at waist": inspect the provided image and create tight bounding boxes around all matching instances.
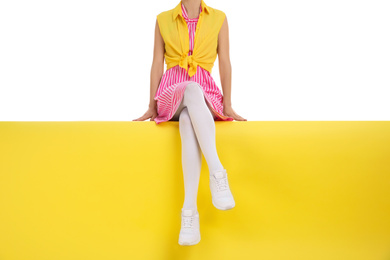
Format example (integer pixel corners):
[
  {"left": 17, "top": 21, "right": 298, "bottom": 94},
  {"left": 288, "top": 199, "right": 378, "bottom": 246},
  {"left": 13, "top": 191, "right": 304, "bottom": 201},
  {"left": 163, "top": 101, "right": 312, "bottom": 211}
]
[{"left": 179, "top": 52, "right": 198, "bottom": 77}]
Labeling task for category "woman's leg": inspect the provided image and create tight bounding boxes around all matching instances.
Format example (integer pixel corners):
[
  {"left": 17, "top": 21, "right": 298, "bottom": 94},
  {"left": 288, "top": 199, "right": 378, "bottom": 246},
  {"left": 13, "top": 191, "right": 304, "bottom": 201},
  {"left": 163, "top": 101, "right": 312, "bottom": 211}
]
[
  {"left": 175, "top": 81, "right": 229, "bottom": 211},
  {"left": 179, "top": 107, "right": 202, "bottom": 211},
  {"left": 182, "top": 82, "right": 225, "bottom": 174},
  {"left": 181, "top": 82, "right": 235, "bottom": 211}
]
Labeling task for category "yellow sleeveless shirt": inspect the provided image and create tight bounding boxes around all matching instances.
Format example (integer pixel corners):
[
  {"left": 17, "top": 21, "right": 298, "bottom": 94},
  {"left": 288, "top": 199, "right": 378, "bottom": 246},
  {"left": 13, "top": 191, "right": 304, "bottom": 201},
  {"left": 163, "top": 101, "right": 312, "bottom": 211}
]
[{"left": 156, "top": 0, "right": 226, "bottom": 77}]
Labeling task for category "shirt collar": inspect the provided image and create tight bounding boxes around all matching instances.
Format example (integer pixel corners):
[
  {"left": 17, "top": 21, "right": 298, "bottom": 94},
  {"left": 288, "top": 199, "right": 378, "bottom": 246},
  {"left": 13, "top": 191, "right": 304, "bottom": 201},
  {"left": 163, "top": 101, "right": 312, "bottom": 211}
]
[{"left": 172, "top": 0, "right": 210, "bottom": 20}]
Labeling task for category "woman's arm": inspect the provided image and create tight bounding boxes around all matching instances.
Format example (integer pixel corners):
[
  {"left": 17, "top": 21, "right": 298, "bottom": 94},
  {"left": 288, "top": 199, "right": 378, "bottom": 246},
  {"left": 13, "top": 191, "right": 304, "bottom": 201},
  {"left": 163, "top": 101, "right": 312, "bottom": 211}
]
[
  {"left": 149, "top": 18, "right": 165, "bottom": 109},
  {"left": 218, "top": 15, "right": 247, "bottom": 121},
  {"left": 217, "top": 16, "right": 232, "bottom": 107},
  {"left": 133, "top": 19, "right": 164, "bottom": 122}
]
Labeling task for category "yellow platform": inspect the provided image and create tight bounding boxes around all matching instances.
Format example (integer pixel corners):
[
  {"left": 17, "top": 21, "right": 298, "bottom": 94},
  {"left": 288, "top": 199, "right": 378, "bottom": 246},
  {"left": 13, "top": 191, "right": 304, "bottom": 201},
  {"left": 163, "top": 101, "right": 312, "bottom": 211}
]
[{"left": 0, "top": 121, "right": 389, "bottom": 260}]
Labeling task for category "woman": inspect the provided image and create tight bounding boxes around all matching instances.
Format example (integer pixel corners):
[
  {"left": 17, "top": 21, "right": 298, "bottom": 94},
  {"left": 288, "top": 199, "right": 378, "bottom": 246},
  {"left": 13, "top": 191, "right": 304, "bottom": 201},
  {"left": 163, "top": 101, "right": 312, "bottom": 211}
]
[{"left": 133, "top": 0, "right": 246, "bottom": 246}]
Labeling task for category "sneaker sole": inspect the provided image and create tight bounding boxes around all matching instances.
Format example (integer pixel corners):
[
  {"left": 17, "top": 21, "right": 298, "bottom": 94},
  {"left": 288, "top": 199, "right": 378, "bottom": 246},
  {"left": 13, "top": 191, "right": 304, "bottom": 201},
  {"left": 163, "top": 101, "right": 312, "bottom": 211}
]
[
  {"left": 178, "top": 235, "right": 201, "bottom": 246},
  {"left": 212, "top": 199, "right": 235, "bottom": 210}
]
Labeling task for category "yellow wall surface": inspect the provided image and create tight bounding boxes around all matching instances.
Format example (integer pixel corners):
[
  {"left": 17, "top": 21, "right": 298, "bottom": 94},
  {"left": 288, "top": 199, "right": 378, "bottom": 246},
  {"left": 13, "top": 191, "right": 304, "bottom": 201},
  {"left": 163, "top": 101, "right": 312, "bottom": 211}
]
[{"left": 0, "top": 121, "right": 389, "bottom": 260}]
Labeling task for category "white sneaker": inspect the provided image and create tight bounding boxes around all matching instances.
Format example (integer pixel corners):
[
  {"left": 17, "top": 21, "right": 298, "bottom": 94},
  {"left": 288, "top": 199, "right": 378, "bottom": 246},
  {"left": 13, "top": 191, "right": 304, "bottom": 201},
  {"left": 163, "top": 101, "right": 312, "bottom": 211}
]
[
  {"left": 178, "top": 208, "right": 201, "bottom": 246},
  {"left": 209, "top": 169, "right": 235, "bottom": 210}
]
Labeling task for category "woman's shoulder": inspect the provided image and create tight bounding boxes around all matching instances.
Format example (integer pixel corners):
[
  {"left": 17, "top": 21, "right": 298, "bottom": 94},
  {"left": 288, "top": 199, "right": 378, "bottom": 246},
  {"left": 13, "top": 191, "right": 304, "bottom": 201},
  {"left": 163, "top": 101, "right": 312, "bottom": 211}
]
[
  {"left": 204, "top": 4, "right": 226, "bottom": 18},
  {"left": 156, "top": 3, "right": 178, "bottom": 21},
  {"left": 157, "top": 9, "right": 172, "bottom": 19}
]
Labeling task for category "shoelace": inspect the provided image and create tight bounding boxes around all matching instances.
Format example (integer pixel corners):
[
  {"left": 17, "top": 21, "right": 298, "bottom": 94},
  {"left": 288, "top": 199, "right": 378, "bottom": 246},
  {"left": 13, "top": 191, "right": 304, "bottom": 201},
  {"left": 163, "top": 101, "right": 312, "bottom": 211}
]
[
  {"left": 182, "top": 215, "right": 195, "bottom": 228},
  {"left": 215, "top": 175, "right": 229, "bottom": 192}
]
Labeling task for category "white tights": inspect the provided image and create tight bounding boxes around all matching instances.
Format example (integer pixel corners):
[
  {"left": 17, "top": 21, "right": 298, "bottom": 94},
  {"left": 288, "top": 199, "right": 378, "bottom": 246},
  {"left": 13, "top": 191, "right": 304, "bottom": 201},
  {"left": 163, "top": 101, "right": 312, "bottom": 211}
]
[{"left": 170, "top": 82, "right": 225, "bottom": 212}]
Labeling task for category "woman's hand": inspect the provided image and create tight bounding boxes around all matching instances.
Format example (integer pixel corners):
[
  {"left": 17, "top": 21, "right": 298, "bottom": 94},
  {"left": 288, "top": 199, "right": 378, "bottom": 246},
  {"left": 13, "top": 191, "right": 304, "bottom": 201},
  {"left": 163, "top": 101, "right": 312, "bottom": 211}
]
[
  {"left": 133, "top": 106, "right": 158, "bottom": 122},
  {"left": 223, "top": 105, "right": 247, "bottom": 121}
]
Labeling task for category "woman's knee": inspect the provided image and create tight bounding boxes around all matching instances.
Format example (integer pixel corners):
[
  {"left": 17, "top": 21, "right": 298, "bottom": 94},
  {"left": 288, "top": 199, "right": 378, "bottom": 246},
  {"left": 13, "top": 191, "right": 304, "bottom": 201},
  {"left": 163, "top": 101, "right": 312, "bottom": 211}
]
[{"left": 183, "top": 82, "right": 204, "bottom": 105}]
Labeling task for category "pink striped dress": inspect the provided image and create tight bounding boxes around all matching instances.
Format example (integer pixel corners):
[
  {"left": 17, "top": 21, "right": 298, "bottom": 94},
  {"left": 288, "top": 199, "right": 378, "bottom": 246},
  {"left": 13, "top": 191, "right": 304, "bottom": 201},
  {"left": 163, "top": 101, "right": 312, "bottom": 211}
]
[{"left": 153, "top": 3, "right": 234, "bottom": 125}]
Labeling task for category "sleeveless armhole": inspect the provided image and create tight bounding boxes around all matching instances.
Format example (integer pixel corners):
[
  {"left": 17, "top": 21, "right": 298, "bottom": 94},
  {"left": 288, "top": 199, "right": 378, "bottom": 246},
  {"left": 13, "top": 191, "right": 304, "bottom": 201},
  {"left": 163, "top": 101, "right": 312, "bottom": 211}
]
[{"left": 156, "top": 14, "right": 166, "bottom": 45}]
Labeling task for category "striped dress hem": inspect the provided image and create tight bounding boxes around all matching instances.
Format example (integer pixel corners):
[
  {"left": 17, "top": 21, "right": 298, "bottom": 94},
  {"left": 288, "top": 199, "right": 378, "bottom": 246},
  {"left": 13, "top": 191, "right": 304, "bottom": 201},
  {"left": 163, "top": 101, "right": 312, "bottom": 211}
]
[{"left": 154, "top": 80, "right": 234, "bottom": 124}]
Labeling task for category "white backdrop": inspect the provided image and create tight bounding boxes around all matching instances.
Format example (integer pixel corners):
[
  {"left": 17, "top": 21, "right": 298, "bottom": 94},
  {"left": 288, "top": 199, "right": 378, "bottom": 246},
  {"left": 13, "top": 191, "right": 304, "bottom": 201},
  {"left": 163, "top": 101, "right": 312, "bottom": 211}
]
[{"left": 0, "top": 0, "right": 389, "bottom": 121}]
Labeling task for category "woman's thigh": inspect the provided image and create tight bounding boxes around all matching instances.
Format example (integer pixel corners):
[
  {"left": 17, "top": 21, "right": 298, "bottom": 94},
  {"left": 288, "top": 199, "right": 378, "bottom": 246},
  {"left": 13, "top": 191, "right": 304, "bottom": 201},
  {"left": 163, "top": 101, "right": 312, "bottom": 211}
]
[{"left": 169, "top": 83, "right": 216, "bottom": 122}]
